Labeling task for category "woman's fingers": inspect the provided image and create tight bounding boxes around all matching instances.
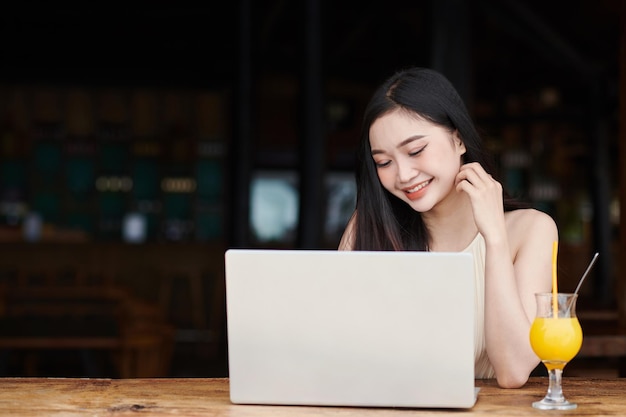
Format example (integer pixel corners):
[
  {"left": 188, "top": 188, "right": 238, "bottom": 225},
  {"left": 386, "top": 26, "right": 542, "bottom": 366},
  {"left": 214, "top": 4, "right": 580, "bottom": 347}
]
[{"left": 457, "top": 163, "right": 498, "bottom": 189}]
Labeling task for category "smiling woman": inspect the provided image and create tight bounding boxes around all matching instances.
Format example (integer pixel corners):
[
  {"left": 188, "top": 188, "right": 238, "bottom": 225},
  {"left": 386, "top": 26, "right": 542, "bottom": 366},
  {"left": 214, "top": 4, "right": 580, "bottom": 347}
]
[
  {"left": 369, "top": 111, "right": 466, "bottom": 210},
  {"left": 338, "top": 67, "right": 559, "bottom": 388}
]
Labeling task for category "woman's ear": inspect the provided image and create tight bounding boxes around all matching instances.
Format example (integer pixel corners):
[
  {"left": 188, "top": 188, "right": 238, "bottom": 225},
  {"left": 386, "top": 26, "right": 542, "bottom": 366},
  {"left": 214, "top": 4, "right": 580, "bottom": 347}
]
[{"left": 453, "top": 130, "right": 466, "bottom": 155}]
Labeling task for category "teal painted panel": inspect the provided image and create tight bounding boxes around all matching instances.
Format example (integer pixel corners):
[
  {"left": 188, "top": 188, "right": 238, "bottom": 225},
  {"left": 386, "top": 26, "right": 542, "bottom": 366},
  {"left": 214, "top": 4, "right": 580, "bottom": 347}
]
[
  {"left": 196, "top": 159, "right": 222, "bottom": 201},
  {"left": 33, "top": 143, "right": 62, "bottom": 173},
  {"left": 163, "top": 193, "right": 190, "bottom": 219},
  {"left": 66, "top": 157, "right": 94, "bottom": 193},
  {"left": 132, "top": 159, "right": 159, "bottom": 199},
  {"left": 1, "top": 160, "right": 26, "bottom": 187},
  {"left": 99, "top": 193, "right": 126, "bottom": 217},
  {"left": 100, "top": 143, "right": 128, "bottom": 172},
  {"left": 196, "top": 211, "right": 222, "bottom": 241},
  {"left": 33, "top": 192, "right": 60, "bottom": 221}
]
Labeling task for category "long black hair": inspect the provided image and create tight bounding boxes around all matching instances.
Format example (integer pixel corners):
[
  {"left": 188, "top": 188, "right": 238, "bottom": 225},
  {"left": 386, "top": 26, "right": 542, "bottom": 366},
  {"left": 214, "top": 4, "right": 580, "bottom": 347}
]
[{"left": 353, "top": 67, "right": 525, "bottom": 251}]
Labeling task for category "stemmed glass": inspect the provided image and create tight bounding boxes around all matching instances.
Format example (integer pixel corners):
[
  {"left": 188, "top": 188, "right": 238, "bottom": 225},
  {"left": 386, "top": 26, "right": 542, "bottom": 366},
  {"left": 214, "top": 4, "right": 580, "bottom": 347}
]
[{"left": 529, "top": 293, "right": 583, "bottom": 410}]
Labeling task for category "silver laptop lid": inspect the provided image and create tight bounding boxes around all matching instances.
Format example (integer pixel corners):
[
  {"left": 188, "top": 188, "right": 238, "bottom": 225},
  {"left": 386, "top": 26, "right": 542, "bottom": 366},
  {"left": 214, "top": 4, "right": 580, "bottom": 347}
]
[{"left": 225, "top": 249, "right": 476, "bottom": 408}]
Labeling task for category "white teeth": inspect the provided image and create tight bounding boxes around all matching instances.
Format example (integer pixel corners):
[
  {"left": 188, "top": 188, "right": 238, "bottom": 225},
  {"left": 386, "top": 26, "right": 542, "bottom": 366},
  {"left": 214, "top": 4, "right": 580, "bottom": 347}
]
[{"left": 406, "top": 180, "right": 430, "bottom": 193}]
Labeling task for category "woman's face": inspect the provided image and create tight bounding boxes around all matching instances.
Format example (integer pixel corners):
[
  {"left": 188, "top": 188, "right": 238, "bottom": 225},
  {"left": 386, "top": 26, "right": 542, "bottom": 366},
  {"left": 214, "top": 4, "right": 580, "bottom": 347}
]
[{"left": 369, "top": 109, "right": 466, "bottom": 212}]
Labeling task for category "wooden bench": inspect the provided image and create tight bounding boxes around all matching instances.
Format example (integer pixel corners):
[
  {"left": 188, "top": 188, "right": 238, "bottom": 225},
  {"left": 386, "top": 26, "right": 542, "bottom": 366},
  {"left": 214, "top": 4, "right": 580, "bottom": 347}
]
[
  {"left": 577, "top": 309, "right": 626, "bottom": 376},
  {"left": 0, "top": 282, "right": 174, "bottom": 378},
  {"left": 0, "top": 242, "right": 228, "bottom": 365}
]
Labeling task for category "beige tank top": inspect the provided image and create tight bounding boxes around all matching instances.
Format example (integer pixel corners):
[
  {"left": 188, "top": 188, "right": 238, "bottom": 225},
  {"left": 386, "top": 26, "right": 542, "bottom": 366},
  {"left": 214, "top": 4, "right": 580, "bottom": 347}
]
[{"left": 462, "top": 233, "right": 496, "bottom": 379}]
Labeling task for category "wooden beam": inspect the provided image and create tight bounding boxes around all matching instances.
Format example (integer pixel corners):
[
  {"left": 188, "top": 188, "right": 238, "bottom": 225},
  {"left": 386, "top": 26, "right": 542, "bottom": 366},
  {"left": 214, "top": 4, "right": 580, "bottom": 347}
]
[
  {"left": 298, "top": 0, "right": 325, "bottom": 248},
  {"left": 616, "top": 0, "right": 626, "bottom": 329},
  {"left": 431, "top": 0, "right": 471, "bottom": 102},
  {"left": 230, "top": 0, "right": 254, "bottom": 247}
]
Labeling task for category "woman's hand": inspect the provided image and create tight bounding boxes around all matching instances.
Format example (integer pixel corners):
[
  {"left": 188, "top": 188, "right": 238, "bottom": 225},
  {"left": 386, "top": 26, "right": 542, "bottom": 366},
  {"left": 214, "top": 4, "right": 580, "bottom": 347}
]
[{"left": 455, "top": 162, "right": 506, "bottom": 242}]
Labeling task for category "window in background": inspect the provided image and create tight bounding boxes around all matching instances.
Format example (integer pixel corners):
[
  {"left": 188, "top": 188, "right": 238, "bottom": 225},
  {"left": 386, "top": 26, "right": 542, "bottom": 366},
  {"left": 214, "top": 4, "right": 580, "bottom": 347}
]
[
  {"left": 248, "top": 170, "right": 357, "bottom": 248},
  {"left": 249, "top": 170, "right": 299, "bottom": 245}
]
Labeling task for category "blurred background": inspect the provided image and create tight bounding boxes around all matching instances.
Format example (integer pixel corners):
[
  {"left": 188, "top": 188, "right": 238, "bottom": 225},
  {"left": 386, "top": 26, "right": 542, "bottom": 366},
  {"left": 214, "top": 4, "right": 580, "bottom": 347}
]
[{"left": 0, "top": 0, "right": 623, "bottom": 378}]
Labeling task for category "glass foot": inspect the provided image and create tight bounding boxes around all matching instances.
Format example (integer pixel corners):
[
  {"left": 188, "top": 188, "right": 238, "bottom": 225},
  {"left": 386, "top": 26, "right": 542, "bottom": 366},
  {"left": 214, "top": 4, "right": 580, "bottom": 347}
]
[{"left": 532, "top": 398, "right": 577, "bottom": 410}]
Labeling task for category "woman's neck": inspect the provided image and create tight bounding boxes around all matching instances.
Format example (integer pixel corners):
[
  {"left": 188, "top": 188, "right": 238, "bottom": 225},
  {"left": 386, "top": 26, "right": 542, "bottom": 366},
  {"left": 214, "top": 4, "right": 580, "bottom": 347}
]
[{"left": 421, "top": 191, "right": 478, "bottom": 252}]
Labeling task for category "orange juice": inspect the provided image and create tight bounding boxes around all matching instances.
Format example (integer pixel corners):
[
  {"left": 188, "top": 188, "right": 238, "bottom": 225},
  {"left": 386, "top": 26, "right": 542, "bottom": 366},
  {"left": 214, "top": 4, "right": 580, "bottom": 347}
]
[{"left": 530, "top": 317, "right": 582, "bottom": 369}]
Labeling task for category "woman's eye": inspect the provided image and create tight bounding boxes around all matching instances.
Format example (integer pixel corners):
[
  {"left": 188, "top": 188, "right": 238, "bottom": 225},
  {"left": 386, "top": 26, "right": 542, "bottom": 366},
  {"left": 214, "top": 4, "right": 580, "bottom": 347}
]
[
  {"left": 374, "top": 160, "right": 391, "bottom": 168},
  {"left": 409, "top": 146, "right": 426, "bottom": 157}
]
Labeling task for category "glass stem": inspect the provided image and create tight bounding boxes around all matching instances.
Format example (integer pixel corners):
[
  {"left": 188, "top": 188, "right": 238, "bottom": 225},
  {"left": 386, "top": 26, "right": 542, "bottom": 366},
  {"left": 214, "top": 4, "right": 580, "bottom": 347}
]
[{"left": 545, "top": 368, "right": 566, "bottom": 403}]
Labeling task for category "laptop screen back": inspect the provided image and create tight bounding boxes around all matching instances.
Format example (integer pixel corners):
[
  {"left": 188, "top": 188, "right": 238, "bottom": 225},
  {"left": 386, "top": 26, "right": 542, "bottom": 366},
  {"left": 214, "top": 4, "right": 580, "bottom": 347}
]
[{"left": 225, "top": 249, "right": 476, "bottom": 408}]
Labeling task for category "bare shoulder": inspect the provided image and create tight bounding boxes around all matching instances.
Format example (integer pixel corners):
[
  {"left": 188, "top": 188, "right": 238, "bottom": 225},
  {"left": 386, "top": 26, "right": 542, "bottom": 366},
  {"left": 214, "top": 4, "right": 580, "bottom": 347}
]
[
  {"left": 505, "top": 208, "right": 557, "bottom": 233},
  {"left": 504, "top": 208, "right": 558, "bottom": 255}
]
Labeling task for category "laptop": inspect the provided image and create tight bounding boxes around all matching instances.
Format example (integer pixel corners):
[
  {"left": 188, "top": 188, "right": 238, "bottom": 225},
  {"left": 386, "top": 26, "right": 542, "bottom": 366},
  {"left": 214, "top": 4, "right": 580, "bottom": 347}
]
[{"left": 224, "top": 249, "right": 477, "bottom": 409}]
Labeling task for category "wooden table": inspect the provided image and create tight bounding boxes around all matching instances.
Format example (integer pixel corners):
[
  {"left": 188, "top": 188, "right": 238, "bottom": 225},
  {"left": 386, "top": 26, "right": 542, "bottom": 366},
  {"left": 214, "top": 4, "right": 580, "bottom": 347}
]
[{"left": 0, "top": 377, "right": 625, "bottom": 416}]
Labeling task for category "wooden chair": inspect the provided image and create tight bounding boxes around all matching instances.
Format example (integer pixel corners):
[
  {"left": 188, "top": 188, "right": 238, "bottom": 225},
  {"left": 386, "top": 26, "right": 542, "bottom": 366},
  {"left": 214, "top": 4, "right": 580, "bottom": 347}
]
[
  {"left": 158, "top": 267, "right": 207, "bottom": 330},
  {"left": 0, "top": 264, "right": 174, "bottom": 378},
  {"left": 157, "top": 262, "right": 225, "bottom": 359},
  {"left": 577, "top": 309, "right": 626, "bottom": 377}
]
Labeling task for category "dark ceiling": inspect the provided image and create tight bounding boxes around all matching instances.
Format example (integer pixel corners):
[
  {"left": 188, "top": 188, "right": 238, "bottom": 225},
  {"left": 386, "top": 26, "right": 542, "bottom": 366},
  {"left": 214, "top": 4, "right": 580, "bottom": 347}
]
[{"left": 0, "top": 0, "right": 621, "bottom": 107}]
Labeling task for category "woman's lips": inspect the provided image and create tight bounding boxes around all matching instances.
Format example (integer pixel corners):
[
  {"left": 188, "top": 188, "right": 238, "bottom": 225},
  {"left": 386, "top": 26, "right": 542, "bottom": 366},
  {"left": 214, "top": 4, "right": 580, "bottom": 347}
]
[{"left": 403, "top": 179, "right": 431, "bottom": 200}]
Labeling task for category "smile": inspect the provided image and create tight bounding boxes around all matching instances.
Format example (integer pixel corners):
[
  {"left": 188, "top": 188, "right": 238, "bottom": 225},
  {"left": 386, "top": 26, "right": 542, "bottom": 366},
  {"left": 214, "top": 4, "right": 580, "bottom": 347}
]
[
  {"left": 402, "top": 179, "right": 431, "bottom": 200},
  {"left": 404, "top": 179, "right": 431, "bottom": 194}
]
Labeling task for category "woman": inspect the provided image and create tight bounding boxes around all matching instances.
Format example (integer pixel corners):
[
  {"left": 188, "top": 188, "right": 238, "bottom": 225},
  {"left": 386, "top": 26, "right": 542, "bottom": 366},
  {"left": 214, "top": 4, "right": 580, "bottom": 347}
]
[{"left": 338, "top": 67, "right": 558, "bottom": 388}]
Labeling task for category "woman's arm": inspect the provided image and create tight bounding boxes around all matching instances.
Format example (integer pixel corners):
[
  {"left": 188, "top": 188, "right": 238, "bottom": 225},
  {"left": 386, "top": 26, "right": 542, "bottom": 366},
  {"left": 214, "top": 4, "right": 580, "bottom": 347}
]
[
  {"left": 456, "top": 163, "right": 557, "bottom": 388},
  {"left": 483, "top": 210, "right": 557, "bottom": 388}
]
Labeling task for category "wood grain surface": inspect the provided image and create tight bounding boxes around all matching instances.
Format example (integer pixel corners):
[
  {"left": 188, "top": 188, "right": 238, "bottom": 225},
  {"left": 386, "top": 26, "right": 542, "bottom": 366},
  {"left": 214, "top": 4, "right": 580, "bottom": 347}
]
[{"left": 0, "top": 377, "right": 624, "bottom": 416}]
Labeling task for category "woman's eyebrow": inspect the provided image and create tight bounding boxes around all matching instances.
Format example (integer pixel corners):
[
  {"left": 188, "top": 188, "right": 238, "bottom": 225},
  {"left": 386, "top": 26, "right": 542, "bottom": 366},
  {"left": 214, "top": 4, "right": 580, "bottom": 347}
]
[
  {"left": 371, "top": 135, "right": 426, "bottom": 156},
  {"left": 397, "top": 135, "right": 426, "bottom": 148}
]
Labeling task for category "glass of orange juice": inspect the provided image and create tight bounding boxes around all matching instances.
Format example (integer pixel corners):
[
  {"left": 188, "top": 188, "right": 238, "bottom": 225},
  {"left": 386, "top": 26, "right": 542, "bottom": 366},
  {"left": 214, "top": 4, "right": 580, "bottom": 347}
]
[{"left": 529, "top": 292, "right": 583, "bottom": 410}]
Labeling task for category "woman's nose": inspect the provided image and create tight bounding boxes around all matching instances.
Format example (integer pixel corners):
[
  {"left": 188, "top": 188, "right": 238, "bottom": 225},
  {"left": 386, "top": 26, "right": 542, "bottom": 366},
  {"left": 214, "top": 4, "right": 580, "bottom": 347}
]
[{"left": 397, "top": 160, "right": 418, "bottom": 182}]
